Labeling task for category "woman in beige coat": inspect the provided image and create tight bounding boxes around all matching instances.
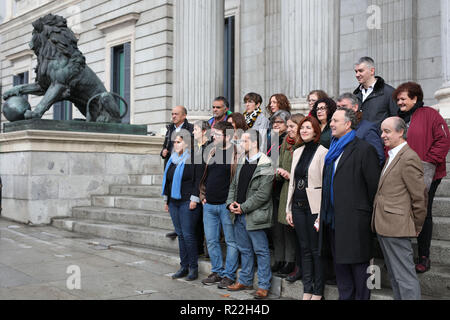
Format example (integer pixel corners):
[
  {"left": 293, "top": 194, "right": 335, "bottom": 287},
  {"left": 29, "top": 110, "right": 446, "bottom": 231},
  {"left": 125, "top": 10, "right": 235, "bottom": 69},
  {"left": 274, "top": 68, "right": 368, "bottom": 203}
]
[{"left": 286, "top": 116, "right": 328, "bottom": 300}]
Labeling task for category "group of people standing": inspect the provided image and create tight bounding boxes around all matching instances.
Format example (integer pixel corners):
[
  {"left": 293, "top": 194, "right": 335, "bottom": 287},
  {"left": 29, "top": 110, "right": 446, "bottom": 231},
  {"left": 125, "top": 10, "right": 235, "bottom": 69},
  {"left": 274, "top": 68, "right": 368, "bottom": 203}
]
[{"left": 160, "top": 56, "right": 450, "bottom": 300}]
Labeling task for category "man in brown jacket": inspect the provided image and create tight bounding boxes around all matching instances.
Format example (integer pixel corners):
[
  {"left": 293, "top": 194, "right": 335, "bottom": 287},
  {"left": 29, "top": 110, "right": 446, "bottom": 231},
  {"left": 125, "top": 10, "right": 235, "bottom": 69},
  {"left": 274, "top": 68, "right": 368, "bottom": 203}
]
[{"left": 372, "top": 117, "right": 427, "bottom": 300}]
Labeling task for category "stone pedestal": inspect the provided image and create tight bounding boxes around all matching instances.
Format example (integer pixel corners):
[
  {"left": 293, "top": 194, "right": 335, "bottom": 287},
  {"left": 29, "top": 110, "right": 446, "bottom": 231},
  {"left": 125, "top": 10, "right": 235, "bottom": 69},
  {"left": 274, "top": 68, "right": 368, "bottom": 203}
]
[
  {"left": 173, "top": 0, "right": 225, "bottom": 117},
  {"left": 0, "top": 130, "right": 164, "bottom": 225},
  {"left": 280, "top": 0, "right": 340, "bottom": 114},
  {"left": 435, "top": 0, "right": 450, "bottom": 118}
]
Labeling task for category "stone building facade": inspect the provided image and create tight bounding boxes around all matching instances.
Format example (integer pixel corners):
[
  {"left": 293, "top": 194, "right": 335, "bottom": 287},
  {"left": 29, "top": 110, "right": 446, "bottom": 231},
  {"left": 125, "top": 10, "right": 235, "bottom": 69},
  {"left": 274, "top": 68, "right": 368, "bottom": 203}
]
[{"left": 0, "top": 0, "right": 449, "bottom": 135}]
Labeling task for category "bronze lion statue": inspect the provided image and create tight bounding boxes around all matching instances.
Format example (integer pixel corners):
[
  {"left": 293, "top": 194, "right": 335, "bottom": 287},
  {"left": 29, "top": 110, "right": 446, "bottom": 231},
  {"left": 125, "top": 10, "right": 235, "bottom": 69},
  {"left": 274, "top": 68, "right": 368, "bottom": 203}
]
[{"left": 2, "top": 14, "right": 123, "bottom": 123}]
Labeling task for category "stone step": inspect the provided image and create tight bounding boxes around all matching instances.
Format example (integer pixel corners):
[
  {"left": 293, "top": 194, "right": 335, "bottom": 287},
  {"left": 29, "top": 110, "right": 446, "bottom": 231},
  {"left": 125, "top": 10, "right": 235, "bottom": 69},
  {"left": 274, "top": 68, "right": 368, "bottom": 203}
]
[
  {"left": 128, "top": 174, "right": 163, "bottom": 186},
  {"left": 432, "top": 217, "right": 450, "bottom": 241},
  {"left": 52, "top": 218, "right": 178, "bottom": 252},
  {"left": 91, "top": 195, "right": 165, "bottom": 212},
  {"left": 109, "top": 185, "right": 162, "bottom": 197},
  {"left": 72, "top": 207, "right": 174, "bottom": 230},
  {"left": 433, "top": 198, "right": 450, "bottom": 218},
  {"left": 412, "top": 240, "right": 450, "bottom": 266},
  {"left": 436, "top": 179, "right": 450, "bottom": 197},
  {"left": 376, "top": 258, "right": 450, "bottom": 298},
  {"left": 111, "top": 244, "right": 398, "bottom": 300}
]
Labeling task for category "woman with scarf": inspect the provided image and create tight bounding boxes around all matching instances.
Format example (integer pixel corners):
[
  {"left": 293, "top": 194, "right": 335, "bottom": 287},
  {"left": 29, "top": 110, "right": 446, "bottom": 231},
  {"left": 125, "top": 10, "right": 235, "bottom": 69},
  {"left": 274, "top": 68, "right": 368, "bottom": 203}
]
[
  {"left": 394, "top": 82, "right": 450, "bottom": 274},
  {"left": 274, "top": 114, "right": 305, "bottom": 282},
  {"left": 243, "top": 92, "right": 271, "bottom": 131},
  {"left": 285, "top": 116, "right": 328, "bottom": 300},
  {"left": 162, "top": 132, "right": 203, "bottom": 281}
]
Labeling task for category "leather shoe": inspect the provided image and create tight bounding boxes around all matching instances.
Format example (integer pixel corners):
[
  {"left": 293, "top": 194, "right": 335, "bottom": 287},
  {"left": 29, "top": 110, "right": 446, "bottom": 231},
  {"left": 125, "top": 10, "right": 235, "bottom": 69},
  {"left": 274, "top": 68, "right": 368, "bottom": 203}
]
[
  {"left": 186, "top": 268, "right": 198, "bottom": 281},
  {"left": 277, "top": 262, "right": 295, "bottom": 278},
  {"left": 166, "top": 232, "right": 177, "bottom": 240},
  {"left": 227, "top": 282, "right": 253, "bottom": 291},
  {"left": 286, "top": 266, "right": 302, "bottom": 283},
  {"left": 271, "top": 261, "right": 285, "bottom": 273},
  {"left": 254, "top": 288, "right": 269, "bottom": 300},
  {"left": 172, "top": 267, "right": 188, "bottom": 279}
]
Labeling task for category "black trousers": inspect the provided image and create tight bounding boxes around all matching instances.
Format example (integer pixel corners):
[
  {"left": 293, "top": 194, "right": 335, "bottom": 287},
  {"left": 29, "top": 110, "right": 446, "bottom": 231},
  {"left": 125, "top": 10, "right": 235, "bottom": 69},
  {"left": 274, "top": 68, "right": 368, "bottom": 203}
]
[
  {"left": 418, "top": 179, "right": 441, "bottom": 258},
  {"left": 292, "top": 202, "right": 324, "bottom": 296},
  {"left": 327, "top": 226, "right": 370, "bottom": 300}
]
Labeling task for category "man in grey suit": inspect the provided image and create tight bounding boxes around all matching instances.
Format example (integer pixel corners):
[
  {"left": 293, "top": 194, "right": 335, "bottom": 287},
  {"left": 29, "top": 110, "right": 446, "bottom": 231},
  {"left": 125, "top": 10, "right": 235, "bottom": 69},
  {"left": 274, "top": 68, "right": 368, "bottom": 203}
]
[{"left": 372, "top": 117, "right": 427, "bottom": 300}]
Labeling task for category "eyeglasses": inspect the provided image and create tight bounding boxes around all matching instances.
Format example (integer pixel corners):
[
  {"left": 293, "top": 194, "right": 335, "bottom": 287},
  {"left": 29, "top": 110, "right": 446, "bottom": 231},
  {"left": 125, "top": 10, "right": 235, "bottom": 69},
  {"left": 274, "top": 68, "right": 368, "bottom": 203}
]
[
  {"left": 317, "top": 107, "right": 328, "bottom": 112},
  {"left": 273, "top": 120, "right": 285, "bottom": 124}
]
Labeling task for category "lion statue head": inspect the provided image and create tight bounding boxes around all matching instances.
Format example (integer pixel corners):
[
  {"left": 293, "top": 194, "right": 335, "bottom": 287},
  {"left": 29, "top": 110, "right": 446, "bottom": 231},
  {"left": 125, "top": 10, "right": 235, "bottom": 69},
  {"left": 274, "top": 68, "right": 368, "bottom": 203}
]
[{"left": 30, "top": 14, "right": 85, "bottom": 86}]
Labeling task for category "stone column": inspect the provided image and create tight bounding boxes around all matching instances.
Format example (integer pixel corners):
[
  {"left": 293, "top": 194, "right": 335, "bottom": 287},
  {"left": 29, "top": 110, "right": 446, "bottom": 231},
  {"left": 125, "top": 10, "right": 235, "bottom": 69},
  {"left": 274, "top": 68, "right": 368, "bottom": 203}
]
[
  {"left": 280, "top": 0, "right": 340, "bottom": 113},
  {"left": 174, "top": 0, "right": 224, "bottom": 119},
  {"left": 435, "top": 0, "right": 450, "bottom": 118}
]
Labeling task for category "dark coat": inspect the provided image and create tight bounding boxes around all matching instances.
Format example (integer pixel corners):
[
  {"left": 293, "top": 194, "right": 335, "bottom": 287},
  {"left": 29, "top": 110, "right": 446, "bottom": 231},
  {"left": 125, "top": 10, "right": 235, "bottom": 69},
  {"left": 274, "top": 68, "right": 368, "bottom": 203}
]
[
  {"left": 353, "top": 76, "right": 398, "bottom": 129},
  {"left": 163, "top": 160, "right": 202, "bottom": 204},
  {"left": 319, "top": 137, "right": 381, "bottom": 264},
  {"left": 356, "top": 119, "right": 385, "bottom": 165},
  {"left": 161, "top": 119, "right": 194, "bottom": 168}
]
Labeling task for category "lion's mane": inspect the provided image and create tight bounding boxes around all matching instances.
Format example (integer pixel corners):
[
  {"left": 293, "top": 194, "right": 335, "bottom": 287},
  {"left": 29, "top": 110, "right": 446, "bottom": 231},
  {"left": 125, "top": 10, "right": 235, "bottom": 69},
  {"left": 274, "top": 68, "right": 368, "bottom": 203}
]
[{"left": 31, "top": 14, "right": 86, "bottom": 87}]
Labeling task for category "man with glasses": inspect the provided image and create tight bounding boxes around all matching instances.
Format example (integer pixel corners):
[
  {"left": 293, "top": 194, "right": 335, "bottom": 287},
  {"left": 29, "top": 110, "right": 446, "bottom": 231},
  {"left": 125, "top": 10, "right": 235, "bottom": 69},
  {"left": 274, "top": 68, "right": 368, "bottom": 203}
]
[
  {"left": 200, "top": 122, "right": 239, "bottom": 290},
  {"left": 208, "top": 96, "right": 233, "bottom": 129}
]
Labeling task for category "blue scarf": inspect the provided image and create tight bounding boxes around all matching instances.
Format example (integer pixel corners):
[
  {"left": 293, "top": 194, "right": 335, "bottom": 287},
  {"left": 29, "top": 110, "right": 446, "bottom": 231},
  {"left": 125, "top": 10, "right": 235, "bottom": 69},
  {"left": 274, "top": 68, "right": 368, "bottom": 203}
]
[
  {"left": 323, "top": 130, "right": 356, "bottom": 228},
  {"left": 161, "top": 150, "right": 190, "bottom": 200}
]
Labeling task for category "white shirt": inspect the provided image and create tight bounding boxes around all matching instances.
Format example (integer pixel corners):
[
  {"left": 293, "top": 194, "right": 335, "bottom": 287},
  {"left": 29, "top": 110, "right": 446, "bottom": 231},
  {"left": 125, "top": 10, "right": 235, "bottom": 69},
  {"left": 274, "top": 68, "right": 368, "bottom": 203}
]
[
  {"left": 361, "top": 79, "right": 377, "bottom": 102},
  {"left": 174, "top": 123, "right": 183, "bottom": 133},
  {"left": 382, "top": 142, "right": 408, "bottom": 176},
  {"left": 334, "top": 153, "right": 343, "bottom": 172}
]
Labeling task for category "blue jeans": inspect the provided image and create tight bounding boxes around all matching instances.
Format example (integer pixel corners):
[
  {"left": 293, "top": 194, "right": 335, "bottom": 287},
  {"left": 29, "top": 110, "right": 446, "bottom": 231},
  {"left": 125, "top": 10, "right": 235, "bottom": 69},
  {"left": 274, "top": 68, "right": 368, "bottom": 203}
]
[
  {"left": 234, "top": 214, "right": 272, "bottom": 290},
  {"left": 203, "top": 203, "right": 239, "bottom": 280},
  {"left": 169, "top": 200, "right": 200, "bottom": 270}
]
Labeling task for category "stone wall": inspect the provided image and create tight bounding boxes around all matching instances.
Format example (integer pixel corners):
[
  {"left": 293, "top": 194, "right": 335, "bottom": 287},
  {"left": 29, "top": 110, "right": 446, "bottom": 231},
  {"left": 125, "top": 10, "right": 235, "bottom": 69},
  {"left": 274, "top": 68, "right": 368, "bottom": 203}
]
[
  {"left": 0, "top": 130, "right": 164, "bottom": 225},
  {"left": 339, "top": 0, "right": 442, "bottom": 105}
]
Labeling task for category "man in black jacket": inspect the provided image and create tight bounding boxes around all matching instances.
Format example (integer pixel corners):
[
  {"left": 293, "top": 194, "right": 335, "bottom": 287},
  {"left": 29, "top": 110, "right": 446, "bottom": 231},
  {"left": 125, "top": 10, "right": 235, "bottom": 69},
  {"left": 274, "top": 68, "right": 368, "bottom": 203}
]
[
  {"left": 319, "top": 108, "right": 381, "bottom": 300},
  {"left": 161, "top": 106, "right": 194, "bottom": 169},
  {"left": 161, "top": 106, "right": 194, "bottom": 239},
  {"left": 353, "top": 57, "right": 398, "bottom": 129}
]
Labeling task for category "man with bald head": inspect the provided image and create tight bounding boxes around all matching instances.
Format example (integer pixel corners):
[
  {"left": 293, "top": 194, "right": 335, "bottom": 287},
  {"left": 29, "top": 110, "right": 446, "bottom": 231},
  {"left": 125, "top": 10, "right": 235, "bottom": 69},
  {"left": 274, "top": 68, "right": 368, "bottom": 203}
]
[
  {"left": 372, "top": 117, "right": 427, "bottom": 300},
  {"left": 161, "top": 106, "right": 194, "bottom": 168},
  {"left": 161, "top": 106, "right": 194, "bottom": 240}
]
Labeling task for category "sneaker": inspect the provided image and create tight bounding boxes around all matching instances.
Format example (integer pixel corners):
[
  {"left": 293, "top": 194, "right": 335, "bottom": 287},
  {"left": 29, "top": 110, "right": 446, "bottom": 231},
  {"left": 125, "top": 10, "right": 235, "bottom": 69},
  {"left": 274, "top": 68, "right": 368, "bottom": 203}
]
[
  {"left": 217, "top": 277, "right": 234, "bottom": 289},
  {"left": 415, "top": 256, "right": 431, "bottom": 273},
  {"left": 201, "top": 273, "right": 222, "bottom": 285}
]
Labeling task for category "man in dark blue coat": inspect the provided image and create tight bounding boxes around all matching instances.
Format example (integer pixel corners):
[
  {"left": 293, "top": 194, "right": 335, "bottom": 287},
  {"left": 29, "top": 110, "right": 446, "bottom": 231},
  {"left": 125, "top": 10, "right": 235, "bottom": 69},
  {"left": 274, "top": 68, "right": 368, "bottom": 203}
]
[{"left": 337, "top": 93, "right": 385, "bottom": 165}]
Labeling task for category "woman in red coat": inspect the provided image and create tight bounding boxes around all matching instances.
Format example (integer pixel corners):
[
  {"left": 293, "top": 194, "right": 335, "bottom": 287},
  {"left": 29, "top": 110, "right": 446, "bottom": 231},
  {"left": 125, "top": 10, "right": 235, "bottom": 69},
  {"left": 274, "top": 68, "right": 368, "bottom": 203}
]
[{"left": 394, "top": 82, "right": 450, "bottom": 273}]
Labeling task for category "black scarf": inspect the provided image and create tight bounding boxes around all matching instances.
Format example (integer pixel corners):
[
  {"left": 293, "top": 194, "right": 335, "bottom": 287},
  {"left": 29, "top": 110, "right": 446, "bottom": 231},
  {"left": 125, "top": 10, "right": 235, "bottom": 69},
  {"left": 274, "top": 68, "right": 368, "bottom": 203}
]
[{"left": 398, "top": 101, "right": 424, "bottom": 124}]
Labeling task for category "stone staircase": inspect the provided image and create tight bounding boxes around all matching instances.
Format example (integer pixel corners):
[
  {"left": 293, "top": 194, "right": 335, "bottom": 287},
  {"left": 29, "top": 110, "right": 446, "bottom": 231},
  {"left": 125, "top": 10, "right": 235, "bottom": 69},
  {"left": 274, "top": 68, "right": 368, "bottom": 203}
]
[{"left": 51, "top": 154, "right": 450, "bottom": 300}]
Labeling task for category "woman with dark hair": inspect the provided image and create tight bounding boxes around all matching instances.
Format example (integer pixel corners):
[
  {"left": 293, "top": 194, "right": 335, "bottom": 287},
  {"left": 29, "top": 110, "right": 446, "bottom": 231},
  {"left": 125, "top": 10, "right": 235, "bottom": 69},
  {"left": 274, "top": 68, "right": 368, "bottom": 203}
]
[
  {"left": 267, "top": 94, "right": 292, "bottom": 117},
  {"left": 308, "top": 90, "right": 329, "bottom": 113},
  {"left": 394, "top": 82, "right": 450, "bottom": 274},
  {"left": 273, "top": 113, "right": 305, "bottom": 281},
  {"left": 243, "top": 92, "right": 270, "bottom": 131},
  {"left": 286, "top": 116, "right": 328, "bottom": 300},
  {"left": 162, "top": 132, "right": 202, "bottom": 281},
  {"left": 227, "top": 113, "right": 248, "bottom": 159},
  {"left": 193, "top": 120, "right": 212, "bottom": 258},
  {"left": 227, "top": 112, "right": 249, "bottom": 132},
  {"left": 311, "top": 98, "right": 337, "bottom": 149}
]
